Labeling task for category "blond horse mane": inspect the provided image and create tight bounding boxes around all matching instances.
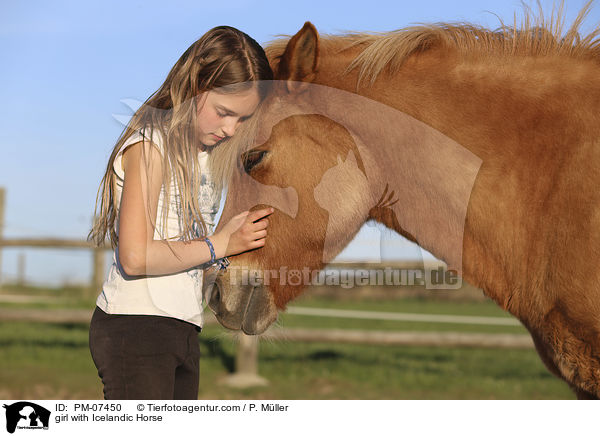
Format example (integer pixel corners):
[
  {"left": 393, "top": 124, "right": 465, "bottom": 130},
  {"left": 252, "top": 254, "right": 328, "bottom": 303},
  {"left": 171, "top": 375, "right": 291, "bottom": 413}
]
[
  {"left": 211, "top": 1, "right": 600, "bottom": 186},
  {"left": 266, "top": 1, "right": 600, "bottom": 85}
]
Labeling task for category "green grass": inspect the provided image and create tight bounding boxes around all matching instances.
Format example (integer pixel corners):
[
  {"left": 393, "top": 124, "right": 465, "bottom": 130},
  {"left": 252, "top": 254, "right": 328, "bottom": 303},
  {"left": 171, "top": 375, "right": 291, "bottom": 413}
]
[
  {"left": 197, "top": 325, "right": 573, "bottom": 399},
  {"left": 0, "top": 319, "right": 573, "bottom": 400},
  {"left": 0, "top": 284, "right": 574, "bottom": 399},
  {"left": 0, "top": 321, "right": 97, "bottom": 399}
]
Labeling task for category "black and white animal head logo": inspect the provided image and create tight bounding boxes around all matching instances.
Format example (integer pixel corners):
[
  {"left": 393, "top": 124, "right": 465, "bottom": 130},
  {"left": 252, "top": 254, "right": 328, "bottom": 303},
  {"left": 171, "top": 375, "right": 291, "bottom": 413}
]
[{"left": 3, "top": 402, "right": 50, "bottom": 434}]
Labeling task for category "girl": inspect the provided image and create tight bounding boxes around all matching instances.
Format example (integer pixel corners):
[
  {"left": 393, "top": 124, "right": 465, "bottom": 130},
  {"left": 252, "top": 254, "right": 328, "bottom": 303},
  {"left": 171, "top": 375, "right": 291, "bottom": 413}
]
[{"left": 88, "top": 26, "right": 273, "bottom": 400}]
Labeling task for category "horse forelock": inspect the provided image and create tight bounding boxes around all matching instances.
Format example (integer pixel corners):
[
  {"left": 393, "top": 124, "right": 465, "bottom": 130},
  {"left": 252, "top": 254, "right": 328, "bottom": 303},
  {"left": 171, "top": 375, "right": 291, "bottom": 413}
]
[{"left": 265, "top": 1, "right": 600, "bottom": 86}]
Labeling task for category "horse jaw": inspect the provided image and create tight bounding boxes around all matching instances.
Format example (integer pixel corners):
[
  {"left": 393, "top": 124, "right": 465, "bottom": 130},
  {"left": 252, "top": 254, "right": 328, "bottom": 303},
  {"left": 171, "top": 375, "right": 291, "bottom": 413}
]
[{"left": 203, "top": 268, "right": 278, "bottom": 335}]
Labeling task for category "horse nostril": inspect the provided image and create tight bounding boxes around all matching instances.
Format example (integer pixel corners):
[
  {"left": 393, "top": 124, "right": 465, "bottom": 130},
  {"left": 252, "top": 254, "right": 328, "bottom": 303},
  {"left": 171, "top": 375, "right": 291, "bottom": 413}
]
[
  {"left": 211, "top": 284, "right": 221, "bottom": 305},
  {"left": 206, "top": 278, "right": 223, "bottom": 313},
  {"left": 242, "top": 149, "right": 268, "bottom": 174}
]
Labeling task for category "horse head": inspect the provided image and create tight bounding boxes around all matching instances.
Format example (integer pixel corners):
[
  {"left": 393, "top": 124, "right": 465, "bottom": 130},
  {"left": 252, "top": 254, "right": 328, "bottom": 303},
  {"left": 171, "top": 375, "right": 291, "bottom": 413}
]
[
  {"left": 201, "top": 23, "right": 377, "bottom": 334},
  {"left": 203, "top": 22, "right": 480, "bottom": 334}
]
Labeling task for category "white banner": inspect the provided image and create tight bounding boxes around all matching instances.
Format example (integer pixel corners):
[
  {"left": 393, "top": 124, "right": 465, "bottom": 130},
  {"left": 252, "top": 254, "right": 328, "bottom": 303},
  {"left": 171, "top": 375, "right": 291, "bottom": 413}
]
[{"left": 0, "top": 399, "right": 595, "bottom": 436}]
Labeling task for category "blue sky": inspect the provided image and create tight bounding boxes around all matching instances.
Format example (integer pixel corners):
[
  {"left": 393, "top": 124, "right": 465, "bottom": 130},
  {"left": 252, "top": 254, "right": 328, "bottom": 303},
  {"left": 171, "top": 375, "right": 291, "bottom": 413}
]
[{"left": 1, "top": 0, "right": 597, "bottom": 285}]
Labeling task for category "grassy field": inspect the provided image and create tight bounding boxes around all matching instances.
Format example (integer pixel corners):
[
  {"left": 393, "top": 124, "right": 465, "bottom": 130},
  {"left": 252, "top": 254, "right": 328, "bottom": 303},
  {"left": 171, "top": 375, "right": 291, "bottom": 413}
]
[{"left": 0, "top": 284, "right": 575, "bottom": 399}]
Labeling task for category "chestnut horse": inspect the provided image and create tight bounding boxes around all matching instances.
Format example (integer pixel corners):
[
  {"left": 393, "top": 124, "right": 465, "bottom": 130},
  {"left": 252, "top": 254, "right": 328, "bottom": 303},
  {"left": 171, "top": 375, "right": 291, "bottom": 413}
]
[{"left": 204, "top": 4, "right": 600, "bottom": 398}]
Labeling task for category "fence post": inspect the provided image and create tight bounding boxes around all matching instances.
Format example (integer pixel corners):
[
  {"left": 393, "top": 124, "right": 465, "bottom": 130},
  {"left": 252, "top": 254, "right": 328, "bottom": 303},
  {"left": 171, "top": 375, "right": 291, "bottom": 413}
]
[
  {"left": 0, "top": 187, "right": 4, "bottom": 287},
  {"left": 17, "top": 252, "right": 25, "bottom": 286},
  {"left": 91, "top": 248, "right": 105, "bottom": 297},
  {"left": 221, "top": 333, "right": 268, "bottom": 388},
  {"left": 236, "top": 333, "right": 260, "bottom": 374}
]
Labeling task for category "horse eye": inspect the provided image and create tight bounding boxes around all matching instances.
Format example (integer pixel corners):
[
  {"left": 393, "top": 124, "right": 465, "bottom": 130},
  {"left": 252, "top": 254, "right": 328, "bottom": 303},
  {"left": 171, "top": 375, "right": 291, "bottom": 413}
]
[{"left": 242, "top": 149, "right": 269, "bottom": 174}]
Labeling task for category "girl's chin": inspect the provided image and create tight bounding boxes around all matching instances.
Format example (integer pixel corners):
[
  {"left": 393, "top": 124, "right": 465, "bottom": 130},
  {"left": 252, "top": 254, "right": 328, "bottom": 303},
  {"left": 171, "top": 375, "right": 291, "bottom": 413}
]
[{"left": 199, "top": 141, "right": 218, "bottom": 152}]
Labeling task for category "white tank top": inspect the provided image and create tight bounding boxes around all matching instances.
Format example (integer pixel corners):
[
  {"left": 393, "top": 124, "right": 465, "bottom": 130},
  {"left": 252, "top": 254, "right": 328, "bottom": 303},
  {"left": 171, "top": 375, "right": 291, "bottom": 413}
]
[{"left": 95, "top": 127, "right": 222, "bottom": 327}]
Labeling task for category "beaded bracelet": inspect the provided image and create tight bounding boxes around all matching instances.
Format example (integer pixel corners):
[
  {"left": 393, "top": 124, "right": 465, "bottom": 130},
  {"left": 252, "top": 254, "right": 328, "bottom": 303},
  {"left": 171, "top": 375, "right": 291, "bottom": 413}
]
[
  {"left": 203, "top": 238, "right": 230, "bottom": 271},
  {"left": 203, "top": 237, "right": 217, "bottom": 264}
]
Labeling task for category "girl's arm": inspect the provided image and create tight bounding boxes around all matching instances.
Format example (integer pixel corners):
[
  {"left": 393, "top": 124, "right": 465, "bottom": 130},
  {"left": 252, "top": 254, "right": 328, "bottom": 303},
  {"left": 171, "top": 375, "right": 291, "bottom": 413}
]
[{"left": 118, "top": 140, "right": 271, "bottom": 276}]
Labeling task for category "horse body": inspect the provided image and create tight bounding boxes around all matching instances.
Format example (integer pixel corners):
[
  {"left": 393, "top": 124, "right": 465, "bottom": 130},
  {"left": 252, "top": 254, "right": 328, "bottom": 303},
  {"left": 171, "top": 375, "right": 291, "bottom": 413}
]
[
  {"left": 205, "top": 8, "right": 600, "bottom": 397},
  {"left": 358, "top": 45, "right": 600, "bottom": 397},
  {"left": 345, "top": 44, "right": 600, "bottom": 308}
]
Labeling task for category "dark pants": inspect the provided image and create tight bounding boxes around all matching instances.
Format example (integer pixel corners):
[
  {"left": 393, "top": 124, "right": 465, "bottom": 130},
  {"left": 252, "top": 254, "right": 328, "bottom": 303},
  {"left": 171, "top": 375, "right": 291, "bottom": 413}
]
[{"left": 89, "top": 306, "right": 201, "bottom": 400}]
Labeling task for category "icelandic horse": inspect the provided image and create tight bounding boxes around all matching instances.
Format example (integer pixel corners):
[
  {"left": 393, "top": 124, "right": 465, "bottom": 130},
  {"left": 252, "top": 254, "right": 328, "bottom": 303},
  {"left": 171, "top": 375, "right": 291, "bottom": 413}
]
[{"left": 204, "top": 4, "right": 600, "bottom": 398}]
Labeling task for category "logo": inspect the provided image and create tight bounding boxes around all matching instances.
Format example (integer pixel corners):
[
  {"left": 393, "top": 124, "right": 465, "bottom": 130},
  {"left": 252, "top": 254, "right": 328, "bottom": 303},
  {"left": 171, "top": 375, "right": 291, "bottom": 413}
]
[{"left": 3, "top": 402, "right": 50, "bottom": 434}]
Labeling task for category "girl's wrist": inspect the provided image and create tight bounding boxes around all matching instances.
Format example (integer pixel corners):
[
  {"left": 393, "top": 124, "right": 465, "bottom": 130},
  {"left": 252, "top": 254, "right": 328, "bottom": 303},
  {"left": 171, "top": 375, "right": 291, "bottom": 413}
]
[
  {"left": 203, "top": 237, "right": 217, "bottom": 264},
  {"left": 206, "top": 232, "right": 228, "bottom": 259}
]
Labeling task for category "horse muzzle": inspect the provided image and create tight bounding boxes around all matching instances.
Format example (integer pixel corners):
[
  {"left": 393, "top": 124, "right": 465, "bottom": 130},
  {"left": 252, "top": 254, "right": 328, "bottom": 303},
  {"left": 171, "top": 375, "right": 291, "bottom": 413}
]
[{"left": 202, "top": 267, "right": 278, "bottom": 335}]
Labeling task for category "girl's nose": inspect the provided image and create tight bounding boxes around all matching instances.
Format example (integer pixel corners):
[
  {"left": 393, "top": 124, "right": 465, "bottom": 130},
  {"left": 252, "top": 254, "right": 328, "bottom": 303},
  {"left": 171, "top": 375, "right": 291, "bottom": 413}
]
[{"left": 221, "top": 118, "right": 238, "bottom": 137}]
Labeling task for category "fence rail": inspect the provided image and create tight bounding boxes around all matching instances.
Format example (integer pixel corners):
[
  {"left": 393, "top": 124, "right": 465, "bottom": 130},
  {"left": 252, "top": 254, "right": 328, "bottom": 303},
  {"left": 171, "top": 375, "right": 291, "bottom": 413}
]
[
  {"left": 0, "top": 238, "right": 105, "bottom": 249},
  {"left": 286, "top": 306, "right": 520, "bottom": 326},
  {"left": 0, "top": 187, "right": 529, "bottom": 389},
  {"left": 261, "top": 328, "right": 532, "bottom": 348},
  {"left": 0, "top": 305, "right": 533, "bottom": 387},
  {"left": 0, "top": 237, "right": 110, "bottom": 295}
]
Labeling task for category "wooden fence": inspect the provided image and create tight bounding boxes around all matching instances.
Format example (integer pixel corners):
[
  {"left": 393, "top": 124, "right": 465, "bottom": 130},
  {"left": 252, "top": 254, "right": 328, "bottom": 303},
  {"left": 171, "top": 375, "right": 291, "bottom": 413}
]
[
  {"left": 0, "top": 304, "right": 533, "bottom": 388},
  {"left": 0, "top": 237, "right": 109, "bottom": 295},
  {"left": 0, "top": 186, "right": 532, "bottom": 388},
  {"left": 0, "top": 185, "right": 107, "bottom": 293}
]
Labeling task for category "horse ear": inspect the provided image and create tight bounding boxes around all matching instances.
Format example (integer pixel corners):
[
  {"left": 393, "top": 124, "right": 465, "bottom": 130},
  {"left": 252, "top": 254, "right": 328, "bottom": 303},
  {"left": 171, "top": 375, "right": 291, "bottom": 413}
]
[{"left": 277, "top": 21, "right": 319, "bottom": 94}]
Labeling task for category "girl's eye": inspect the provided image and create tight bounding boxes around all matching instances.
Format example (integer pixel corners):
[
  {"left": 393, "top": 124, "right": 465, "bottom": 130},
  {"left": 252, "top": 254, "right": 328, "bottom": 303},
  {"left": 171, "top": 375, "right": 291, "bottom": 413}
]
[{"left": 217, "top": 111, "right": 226, "bottom": 118}]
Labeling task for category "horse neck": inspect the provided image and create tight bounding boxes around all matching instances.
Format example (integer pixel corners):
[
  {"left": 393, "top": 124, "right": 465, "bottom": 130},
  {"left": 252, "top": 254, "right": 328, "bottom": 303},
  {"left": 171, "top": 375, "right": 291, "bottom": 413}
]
[
  {"left": 308, "top": 48, "right": 485, "bottom": 277},
  {"left": 313, "top": 45, "right": 600, "bottom": 296}
]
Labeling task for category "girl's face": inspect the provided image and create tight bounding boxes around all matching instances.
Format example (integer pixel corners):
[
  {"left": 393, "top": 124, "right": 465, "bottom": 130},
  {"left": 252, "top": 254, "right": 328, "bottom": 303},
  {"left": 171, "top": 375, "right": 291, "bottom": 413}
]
[{"left": 194, "top": 88, "right": 260, "bottom": 149}]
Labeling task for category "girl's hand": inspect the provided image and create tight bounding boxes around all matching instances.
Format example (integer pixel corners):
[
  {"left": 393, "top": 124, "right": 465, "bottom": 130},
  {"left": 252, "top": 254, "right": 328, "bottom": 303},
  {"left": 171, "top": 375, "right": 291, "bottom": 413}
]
[{"left": 211, "top": 208, "right": 274, "bottom": 258}]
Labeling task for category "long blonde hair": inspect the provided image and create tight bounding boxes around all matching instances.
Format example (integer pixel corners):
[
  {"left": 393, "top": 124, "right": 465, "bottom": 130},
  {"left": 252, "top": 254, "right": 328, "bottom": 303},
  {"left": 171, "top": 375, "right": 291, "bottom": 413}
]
[{"left": 89, "top": 26, "right": 273, "bottom": 248}]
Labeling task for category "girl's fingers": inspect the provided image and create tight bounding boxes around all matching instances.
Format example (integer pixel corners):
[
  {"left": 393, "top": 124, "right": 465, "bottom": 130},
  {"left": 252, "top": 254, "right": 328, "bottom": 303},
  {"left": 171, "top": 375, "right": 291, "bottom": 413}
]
[
  {"left": 251, "top": 239, "right": 266, "bottom": 248},
  {"left": 253, "top": 230, "right": 267, "bottom": 240},
  {"left": 252, "top": 220, "right": 268, "bottom": 231},
  {"left": 247, "top": 207, "right": 274, "bottom": 223}
]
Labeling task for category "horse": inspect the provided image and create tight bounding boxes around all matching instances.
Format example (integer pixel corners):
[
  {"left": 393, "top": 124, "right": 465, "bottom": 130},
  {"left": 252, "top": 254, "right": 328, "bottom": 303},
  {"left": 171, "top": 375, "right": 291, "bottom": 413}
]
[{"left": 204, "top": 2, "right": 600, "bottom": 399}]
